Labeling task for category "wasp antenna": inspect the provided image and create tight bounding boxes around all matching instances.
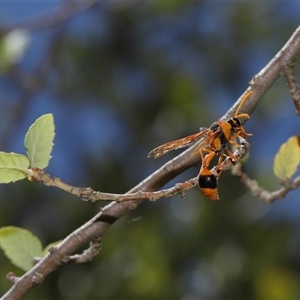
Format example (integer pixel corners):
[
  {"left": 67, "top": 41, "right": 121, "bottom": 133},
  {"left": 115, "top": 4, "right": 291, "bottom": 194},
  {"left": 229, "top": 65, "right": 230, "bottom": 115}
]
[{"left": 235, "top": 90, "right": 253, "bottom": 118}]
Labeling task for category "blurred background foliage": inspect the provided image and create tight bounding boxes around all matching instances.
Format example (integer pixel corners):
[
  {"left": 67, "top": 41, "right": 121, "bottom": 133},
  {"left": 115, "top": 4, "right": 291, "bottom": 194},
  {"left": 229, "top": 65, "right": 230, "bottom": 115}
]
[{"left": 0, "top": 2, "right": 300, "bottom": 299}]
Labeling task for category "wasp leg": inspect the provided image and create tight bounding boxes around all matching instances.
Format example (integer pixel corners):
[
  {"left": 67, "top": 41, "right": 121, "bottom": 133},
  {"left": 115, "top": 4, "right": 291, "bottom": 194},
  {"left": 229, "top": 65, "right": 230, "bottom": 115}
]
[
  {"left": 227, "top": 136, "right": 250, "bottom": 164},
  {"left": 200, "top": 150, "right": 216, "bottom": 167}
]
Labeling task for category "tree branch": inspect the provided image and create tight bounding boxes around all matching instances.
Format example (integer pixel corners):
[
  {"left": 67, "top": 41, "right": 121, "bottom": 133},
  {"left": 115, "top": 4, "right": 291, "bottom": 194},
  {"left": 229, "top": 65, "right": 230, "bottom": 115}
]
[
  {"left": 2, "top": 26, "right": 300, "bottom": 300},
  {"left": 232, "top": 163, "right": 300, "bottom": 204},
  {"left": 283, "top": 64, "right": 300, "bottom": 115}
]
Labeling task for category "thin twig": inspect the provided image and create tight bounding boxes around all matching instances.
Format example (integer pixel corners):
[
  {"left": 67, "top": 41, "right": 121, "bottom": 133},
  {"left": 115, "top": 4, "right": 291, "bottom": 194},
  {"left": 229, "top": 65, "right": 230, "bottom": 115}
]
[
  {"left": 232, "top": 163, "right": 300, "bottom": 204},
  {"left": 283, "top": 64, "right": 300, "bottom": 115},
  {"left": 68, "top": 238, "right": 102, "bottom": 264},
  {"left": 34, "top": 169, "right": 198, "bottom": 202}
]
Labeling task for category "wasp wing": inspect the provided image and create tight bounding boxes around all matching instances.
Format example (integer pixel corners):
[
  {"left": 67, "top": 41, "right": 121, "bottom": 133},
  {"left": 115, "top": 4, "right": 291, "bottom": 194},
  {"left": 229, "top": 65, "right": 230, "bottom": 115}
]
[{"left": 148, "top": 130, "right": 209, "bottom": 159}]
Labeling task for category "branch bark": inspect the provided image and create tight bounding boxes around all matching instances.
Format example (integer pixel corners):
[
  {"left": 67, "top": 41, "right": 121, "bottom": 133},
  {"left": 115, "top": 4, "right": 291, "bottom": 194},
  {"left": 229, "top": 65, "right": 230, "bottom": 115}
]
[{"left": 2, "top": 26, "right": 300, "bottom": 300}]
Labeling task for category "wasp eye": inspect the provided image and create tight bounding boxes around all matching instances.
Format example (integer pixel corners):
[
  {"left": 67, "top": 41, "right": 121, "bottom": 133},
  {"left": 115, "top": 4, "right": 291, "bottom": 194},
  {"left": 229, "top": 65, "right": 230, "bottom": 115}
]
[{"left": 198, "top": 174, "right": 218, "bottom": 189}]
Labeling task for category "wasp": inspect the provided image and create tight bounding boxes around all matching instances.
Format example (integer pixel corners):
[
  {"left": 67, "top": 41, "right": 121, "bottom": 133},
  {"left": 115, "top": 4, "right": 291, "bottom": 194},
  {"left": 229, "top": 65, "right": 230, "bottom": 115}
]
[{"left": 148, "top": 90, "right": 253, "bottom": 200}]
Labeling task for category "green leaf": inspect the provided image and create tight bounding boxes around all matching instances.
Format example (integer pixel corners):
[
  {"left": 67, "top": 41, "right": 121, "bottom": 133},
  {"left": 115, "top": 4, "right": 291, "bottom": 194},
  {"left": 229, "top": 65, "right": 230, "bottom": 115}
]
[
  {"left": 273, "top": 136, "right": 300, "bottom": 179},
  {"left": 0, "top": 226, "right": 43, "bottom": 271},
  {"left": 0, "top": 152, "right": 30, "bottom": 183},
  {"left": 24, "top": 114, "right": 55, "bottom": 169}
]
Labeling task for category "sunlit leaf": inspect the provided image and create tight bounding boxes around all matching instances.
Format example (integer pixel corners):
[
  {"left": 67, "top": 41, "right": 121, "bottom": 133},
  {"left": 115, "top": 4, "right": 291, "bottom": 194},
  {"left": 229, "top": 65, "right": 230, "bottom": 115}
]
[
  {"left": 0, "top": 152, "right": 30, "bottom": 183},
  {"left": 24, "top": 114, "right": 55, "bottom": 169},
  {"left": 0, "top": 226, "right": 43, "bottom": 271},
  {"left": 273, "top": 136, "right": 300, "bottom": 179}
]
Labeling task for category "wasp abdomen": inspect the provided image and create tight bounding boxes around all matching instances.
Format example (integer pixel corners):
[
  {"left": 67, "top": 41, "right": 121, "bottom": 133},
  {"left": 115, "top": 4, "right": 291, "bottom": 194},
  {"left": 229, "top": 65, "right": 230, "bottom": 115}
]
[
  {"left": 198, "top": 174, "right": 219, "bottom": 201},
  {"left": 198, "top": 174, "right": 217, "bottom": 189}
]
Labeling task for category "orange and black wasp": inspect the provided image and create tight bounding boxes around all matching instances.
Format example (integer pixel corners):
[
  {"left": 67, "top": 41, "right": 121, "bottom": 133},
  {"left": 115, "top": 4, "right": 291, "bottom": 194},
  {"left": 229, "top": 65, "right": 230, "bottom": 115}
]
[{"left": 148, "top": 90, "right": 253, "bottom": 200}]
